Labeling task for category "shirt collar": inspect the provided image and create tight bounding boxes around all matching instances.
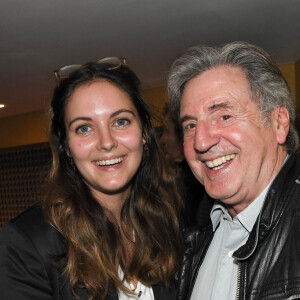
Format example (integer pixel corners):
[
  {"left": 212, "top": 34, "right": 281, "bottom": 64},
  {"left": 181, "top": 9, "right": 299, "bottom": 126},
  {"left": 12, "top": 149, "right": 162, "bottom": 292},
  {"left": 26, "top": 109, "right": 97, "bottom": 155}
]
[
  {"left": 236, "top": 183, "right": 269, "bottom": 232},
  {"left": 210, "top": 154, "right": 290, "bottom": 232},
  {"left": 210, "top": 202, "right": 228, "bottom": 231}
]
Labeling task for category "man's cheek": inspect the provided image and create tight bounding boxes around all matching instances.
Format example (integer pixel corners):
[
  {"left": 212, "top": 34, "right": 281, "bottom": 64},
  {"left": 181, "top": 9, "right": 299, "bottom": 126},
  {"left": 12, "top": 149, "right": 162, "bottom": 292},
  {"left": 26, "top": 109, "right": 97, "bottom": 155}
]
[{"left": 183, "top": 140, "right": 194, "bottom": 159}]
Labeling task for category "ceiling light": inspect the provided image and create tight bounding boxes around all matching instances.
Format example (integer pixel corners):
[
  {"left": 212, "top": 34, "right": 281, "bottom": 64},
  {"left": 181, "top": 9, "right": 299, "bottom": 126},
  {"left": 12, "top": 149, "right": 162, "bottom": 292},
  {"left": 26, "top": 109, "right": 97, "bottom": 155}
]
[{"left": 0, "top": 104, "right": 5, "bottom": 108}]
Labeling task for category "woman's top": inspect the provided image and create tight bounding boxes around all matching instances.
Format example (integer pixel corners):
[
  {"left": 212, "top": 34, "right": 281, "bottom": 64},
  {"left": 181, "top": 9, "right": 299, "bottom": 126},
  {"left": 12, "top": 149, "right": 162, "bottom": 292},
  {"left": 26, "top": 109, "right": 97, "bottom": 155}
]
[
  {"left": 0, "top": 204, "right": 177, "bottom": 300},
  {"left": 118, "top": 267, "right": 154, "bottom": 300}
]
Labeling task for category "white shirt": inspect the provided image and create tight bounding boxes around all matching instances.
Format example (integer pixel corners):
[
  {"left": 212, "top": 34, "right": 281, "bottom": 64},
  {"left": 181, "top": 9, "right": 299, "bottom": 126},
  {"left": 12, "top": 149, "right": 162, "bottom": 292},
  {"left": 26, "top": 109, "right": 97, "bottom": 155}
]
[{"left": 118, "top": 267, "right": 154, "bottom": 300}]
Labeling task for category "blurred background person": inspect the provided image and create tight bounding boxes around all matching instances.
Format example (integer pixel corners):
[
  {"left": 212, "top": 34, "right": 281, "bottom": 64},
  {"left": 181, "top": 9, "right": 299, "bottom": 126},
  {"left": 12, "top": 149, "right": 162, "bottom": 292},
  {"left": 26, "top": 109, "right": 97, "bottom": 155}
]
[{"left": 160, "top": 103, "right": 212, "bottom": 228}]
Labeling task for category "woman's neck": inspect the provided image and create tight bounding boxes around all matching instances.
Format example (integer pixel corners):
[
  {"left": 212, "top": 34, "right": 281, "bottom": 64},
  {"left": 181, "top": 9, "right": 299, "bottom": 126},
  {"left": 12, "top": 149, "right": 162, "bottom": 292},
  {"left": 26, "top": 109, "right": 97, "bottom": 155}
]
[{"left": 90, "top": 186, "right": 131, "bottom": 224}]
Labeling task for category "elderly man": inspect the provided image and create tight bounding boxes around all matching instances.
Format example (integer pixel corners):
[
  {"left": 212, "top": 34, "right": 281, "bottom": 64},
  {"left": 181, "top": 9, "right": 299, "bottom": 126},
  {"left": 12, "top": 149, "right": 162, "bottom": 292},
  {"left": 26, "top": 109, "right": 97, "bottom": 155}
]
[{"left": 167, "top": 42, "right": 300, "bottom": 300}]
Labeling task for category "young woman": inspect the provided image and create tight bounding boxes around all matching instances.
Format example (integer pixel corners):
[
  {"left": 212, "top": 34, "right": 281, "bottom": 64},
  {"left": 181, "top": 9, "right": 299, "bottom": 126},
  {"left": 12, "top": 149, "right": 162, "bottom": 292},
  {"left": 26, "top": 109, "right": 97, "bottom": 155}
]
[{"left": 0, "top": 58, "right": 182, "bottom": 300}]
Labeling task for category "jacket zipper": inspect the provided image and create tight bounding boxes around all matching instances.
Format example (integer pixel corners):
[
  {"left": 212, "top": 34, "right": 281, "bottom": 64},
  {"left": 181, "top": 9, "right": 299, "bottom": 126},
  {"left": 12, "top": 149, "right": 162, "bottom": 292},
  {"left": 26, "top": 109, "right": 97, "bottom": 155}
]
[
  {"left": 234, "top": 263, "right": 300, "bottom": 300},
  {"left": 284, "top": 296, "right": 300, "bottom": 300},
  {"left": 235, "top": 262, "right": 241, "bottom": 300}
]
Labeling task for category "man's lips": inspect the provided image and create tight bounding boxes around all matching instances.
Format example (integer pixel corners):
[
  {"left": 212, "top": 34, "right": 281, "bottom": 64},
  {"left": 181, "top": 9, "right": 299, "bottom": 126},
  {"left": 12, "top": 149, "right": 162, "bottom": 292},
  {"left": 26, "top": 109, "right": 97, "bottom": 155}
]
[{"left": 204, "top": 153, "right": 236, "bottom": 170}]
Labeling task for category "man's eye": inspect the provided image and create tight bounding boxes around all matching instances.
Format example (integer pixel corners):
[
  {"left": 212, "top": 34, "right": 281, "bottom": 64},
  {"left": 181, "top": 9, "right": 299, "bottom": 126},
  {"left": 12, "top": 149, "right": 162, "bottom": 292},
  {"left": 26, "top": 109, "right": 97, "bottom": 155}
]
[
  {"left": 77, "top": 125, "right": 91, "bottom": 133},
  {"left": 183, "top": 123, "right": 196, "bottom": 132},
  {"left": 187, "top": 123, "right": 196, "bottom": 129},
  {"left": 220, "top": 115, "right": 231, "bottom": 121},
  {"left": 116, "top": 119, "right": 129, "bottom": 127}
]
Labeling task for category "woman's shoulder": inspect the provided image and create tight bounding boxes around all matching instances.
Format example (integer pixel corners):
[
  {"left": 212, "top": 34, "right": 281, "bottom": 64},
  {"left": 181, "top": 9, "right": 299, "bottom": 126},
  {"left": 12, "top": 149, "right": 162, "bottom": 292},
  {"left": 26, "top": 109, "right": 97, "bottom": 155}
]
[
  {"left": 0, "top": 204, "right": 68, "bottom": 299},
  {"left": 9, "top": 203, "right": 48, "bottom": 229},
  {"left": 0, "top": 203, "right": 66, "bottom": 258}
]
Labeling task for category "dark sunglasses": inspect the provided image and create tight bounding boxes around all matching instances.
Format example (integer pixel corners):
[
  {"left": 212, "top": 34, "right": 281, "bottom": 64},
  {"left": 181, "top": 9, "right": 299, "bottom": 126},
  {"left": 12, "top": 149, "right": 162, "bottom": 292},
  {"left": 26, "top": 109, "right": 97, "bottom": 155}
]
[{"left": 54, "top": 57, "right": 127, "bottom": 80}]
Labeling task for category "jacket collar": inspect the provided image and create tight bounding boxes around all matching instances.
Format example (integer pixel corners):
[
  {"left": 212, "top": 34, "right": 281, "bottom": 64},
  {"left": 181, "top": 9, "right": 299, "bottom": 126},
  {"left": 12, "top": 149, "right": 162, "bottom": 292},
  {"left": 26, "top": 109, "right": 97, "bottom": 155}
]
[{"left": 233, "top": 154, "right": 300, "bottom": 260}]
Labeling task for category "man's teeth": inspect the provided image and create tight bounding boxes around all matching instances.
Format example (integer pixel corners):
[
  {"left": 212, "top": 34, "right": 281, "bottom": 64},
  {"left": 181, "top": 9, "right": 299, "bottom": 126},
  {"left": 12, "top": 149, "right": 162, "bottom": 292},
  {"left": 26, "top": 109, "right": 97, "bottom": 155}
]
[
  {"left": 205, "top": 154, "right": 235, "bottom": 170},
  {"left": 96, "top": 157, "right": 124, "bottom": 166}
]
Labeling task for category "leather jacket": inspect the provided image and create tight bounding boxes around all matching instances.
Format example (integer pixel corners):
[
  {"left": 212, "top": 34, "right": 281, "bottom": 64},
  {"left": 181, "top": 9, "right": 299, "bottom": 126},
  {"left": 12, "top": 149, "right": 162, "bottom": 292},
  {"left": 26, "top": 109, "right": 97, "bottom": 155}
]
[{"left": 177, "top": 154, "right": 300, "bottom": 300}]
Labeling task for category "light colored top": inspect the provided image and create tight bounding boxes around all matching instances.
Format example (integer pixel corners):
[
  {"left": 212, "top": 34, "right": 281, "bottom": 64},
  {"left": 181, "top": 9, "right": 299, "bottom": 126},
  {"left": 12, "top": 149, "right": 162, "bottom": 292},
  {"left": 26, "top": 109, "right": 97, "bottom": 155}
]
[
  {"left": 190, "top": 154, "right": 289, "bottom": 300},
  {"left": 118, "top": 267, "right": 154, "bottom": 300}
]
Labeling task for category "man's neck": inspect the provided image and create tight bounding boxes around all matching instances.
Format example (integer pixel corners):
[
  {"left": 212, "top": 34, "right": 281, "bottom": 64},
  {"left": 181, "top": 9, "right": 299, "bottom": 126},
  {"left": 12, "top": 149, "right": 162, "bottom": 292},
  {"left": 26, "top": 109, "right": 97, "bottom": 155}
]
[{"left": 226, "top": 152, "right": 289, "bottom": 218}]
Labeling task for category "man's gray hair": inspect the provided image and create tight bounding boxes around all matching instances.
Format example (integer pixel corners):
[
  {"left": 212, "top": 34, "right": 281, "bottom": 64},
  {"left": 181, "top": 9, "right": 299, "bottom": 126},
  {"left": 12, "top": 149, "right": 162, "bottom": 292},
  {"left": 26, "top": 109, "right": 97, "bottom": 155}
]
[{"left": 167, "top": 41, "right": 299, "bottom": 153}]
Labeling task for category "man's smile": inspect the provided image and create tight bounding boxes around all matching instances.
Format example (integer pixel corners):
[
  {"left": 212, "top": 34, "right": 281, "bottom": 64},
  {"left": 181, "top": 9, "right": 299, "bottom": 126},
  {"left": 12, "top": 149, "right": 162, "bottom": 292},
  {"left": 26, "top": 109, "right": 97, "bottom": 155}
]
[{"left": 204, "top": 154, "right": 236, "bottom": 170}]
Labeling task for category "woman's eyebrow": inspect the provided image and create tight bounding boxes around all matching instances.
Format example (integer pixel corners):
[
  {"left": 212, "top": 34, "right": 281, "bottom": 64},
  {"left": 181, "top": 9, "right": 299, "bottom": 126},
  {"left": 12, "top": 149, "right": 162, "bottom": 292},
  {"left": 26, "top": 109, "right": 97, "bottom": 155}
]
[
  {"left": 68, "top": 117, "right": 92, "bottom": 128},
  {"left": 110, "top": 109, "right": 136, "bottom": 118}
]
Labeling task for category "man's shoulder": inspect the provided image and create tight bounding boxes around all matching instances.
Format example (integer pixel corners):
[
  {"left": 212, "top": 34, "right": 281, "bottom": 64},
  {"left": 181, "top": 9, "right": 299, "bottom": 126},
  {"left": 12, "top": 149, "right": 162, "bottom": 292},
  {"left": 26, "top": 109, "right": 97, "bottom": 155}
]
[
  {"left": 183, "top": 224, "right": 213, "bottom": 255},
  {"left": 285, "top": 155, "right": 300, "bottom": 195},
  {"left": 274, "top": 154, "right": 300, "bottom": 193}
]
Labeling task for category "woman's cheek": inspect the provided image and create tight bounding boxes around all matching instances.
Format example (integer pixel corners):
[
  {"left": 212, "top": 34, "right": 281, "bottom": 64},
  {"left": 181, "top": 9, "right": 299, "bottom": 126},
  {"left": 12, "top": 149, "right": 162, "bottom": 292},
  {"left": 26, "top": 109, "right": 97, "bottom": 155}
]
[
  {"left": 118, "top": 130, "right": 143, "bottom": 150},
  {"left": 69, "top": 138, "right": 96, "bottom": 158}
]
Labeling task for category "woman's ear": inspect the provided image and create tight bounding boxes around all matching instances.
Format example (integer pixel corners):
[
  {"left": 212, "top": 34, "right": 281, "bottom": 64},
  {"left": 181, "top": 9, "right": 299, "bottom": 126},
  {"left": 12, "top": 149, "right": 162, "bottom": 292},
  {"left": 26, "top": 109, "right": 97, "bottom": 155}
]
[
  {"left": 142, "top": 132, "right": 149, "bottom": 151},
  {"left": 142, "top": 131, "right": 148, "bottom": 145},
  {"left": 64, "top": 142, "right": 72, "bottom": 157}
]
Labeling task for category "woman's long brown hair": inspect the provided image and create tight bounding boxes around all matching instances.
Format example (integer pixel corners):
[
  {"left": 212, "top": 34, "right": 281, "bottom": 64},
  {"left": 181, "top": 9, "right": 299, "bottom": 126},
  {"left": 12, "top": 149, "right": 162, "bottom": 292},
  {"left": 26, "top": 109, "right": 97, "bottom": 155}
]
[{"left": 43, "top": 64, "right": 182, "bottom": 299}]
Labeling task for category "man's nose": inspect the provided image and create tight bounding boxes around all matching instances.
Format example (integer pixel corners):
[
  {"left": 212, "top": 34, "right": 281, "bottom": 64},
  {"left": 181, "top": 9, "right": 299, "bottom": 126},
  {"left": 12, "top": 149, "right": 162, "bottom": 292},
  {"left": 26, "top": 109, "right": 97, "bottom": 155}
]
[{"left": 194, "top": 121, "right": 220, "bottom": 153}]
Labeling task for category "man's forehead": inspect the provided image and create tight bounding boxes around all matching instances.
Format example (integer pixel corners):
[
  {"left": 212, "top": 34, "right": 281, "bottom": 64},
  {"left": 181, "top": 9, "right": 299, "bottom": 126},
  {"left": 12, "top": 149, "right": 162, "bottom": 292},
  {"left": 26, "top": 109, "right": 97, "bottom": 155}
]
[
  {"left": 182, "top": 66, "right": 249, "bottom": 94},
  {"left": 180, "top": 97, "right": 234, "bottom": 115},
  {"left": 180, "top": 67, "right": 252, "bottom": 114}
]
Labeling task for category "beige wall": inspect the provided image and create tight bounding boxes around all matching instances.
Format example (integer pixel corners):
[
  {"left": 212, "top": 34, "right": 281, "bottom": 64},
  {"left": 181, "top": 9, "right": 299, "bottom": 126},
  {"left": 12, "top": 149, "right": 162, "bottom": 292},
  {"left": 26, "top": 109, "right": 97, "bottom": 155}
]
[
  {"left": 295, "top": 59, "right": 300, "bottom": 108},
  {"left": 0, "top": 110, "right": 49, "bottom": 149},
  {"left": 1, "top": 62, "right": 299, "bottom": 149},
  {"left": 143, "top": 86, "right": 167, "bottom": 127},
  {"left": 279, "top": 64, "right": 297, "bottom": 107}
]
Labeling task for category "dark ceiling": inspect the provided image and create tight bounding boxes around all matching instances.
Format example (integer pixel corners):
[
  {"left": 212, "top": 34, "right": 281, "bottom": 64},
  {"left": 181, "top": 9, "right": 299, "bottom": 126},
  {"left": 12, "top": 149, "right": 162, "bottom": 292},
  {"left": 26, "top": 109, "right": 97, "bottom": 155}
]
[{"left": 1, "top": 0, "right": 300, "bottom": 118}]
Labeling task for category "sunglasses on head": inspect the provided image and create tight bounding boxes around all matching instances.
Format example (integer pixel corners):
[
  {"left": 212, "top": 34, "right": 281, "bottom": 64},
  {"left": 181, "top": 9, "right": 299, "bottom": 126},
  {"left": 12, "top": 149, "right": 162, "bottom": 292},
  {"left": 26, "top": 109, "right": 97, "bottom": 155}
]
[{"left": 54, "top": 57, "right": 127, "bottom": 80}]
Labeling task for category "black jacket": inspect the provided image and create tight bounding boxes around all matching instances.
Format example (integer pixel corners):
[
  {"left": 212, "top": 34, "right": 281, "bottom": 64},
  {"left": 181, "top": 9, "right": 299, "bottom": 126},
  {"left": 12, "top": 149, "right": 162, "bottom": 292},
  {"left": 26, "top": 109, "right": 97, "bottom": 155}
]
[
  {"left": 0, "top": 205, "right": 176, "bottom": 300},
  {"left": 177, "top": 154, "right": 300, "bottom": 300},
  {"left": 177, "top": 160, "right": 213, "bottom": 228}
]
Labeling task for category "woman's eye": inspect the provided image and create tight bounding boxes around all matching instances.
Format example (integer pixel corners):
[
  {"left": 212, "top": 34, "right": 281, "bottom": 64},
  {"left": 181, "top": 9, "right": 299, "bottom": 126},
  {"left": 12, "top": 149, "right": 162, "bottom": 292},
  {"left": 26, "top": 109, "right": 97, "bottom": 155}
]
[
  {"left": 115, "top": 119, "right": 129, "bottom": 127},
  {"left": 76, "top": 125, "right": 91, "bottom": 133}
]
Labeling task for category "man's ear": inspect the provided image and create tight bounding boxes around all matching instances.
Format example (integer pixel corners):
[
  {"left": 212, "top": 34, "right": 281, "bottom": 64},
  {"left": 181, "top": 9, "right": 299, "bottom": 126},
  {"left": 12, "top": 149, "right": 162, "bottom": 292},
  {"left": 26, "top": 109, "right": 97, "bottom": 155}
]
[{"left": 272, "top": 105, "right": 290, "bottom": 145}]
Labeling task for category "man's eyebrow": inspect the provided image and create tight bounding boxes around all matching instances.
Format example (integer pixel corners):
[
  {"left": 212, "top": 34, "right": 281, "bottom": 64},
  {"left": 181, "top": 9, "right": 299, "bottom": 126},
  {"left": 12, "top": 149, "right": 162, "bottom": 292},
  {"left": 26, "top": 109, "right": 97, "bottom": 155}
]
[
  {"left": 208, "top": 101, "right": 230, "bottom": 111},
  {"left": 180, "top": 114, "right": 197, "bottom": 124}
]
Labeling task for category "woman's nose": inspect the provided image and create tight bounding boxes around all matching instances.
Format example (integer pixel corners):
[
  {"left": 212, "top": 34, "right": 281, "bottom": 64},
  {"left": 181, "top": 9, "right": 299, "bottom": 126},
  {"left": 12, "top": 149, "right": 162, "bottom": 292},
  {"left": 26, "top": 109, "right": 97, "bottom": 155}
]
[{"left": 96, "top": 127, "right": 118, "bottom": 151}]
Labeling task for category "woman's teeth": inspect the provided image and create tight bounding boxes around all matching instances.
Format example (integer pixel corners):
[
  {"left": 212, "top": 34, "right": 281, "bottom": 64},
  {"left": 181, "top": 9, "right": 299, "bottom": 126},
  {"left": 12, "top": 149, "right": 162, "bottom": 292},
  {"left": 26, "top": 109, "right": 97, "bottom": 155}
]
[
  {"left": 205, "top": 154, "right": 235, "bottom": 170},
  {"left": 96, "top": 157, "right": 124, "bottom": 166}
]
